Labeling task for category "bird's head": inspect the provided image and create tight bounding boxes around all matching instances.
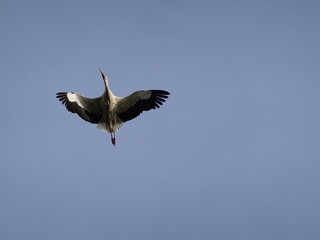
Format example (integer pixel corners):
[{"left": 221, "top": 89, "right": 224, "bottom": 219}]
[
  {"left": 99, "top": 68, "right": 107, "bottom": 79},
  {"left": 99, "top": 68, "right": 109, "bottom": 87}
]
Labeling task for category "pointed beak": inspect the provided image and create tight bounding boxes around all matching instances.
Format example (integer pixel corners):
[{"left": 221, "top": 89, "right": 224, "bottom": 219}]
[{"left": 99, "top": 68, "right": 105, "bottom": 79}]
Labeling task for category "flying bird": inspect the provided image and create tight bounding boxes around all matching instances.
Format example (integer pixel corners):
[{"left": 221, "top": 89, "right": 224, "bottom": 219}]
[{"left": 56, "top": 69, "right": 170, "bottom": 146}]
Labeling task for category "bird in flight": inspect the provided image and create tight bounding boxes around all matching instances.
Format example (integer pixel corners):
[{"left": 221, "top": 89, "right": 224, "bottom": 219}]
[{"left": 56, "top": 69, "right": 170, "bottom": 146}]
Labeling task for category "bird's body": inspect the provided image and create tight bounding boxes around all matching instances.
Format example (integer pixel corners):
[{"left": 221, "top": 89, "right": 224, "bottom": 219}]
[{"left": 56, "top": 69, "right": 170, "bottom": 145}]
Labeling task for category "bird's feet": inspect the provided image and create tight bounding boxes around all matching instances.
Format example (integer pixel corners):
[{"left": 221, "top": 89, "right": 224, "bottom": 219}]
[{"left": 111, "top": 132, "right": 116, "bottom": 146}]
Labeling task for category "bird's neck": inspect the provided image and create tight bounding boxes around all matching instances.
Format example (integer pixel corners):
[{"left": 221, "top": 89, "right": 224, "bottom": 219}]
[
  {"left": 104, "top": 87, "right": 116, "bottom": 105},
  {"left": 103, "top": 78, "right": 118, "bottom": 108}
]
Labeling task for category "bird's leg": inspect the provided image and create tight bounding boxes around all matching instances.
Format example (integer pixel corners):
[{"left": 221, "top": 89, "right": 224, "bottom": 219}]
[
  {"left": 111, "top": 132, "right": 116, "bottom": 146},
  {"left": 109, "top": 120, "right": 116, "bottom": 146}
]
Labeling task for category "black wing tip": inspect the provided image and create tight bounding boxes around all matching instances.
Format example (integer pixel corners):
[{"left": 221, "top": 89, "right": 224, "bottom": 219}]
[
  {"left": 56, "top": 92, "right": 67, "bottom": 99},
  {"left": 56, "top": 94, "right": 67, "bottom": 103},
  {"left": 152, "top": 90, "right": 170, "bottom": 95}
]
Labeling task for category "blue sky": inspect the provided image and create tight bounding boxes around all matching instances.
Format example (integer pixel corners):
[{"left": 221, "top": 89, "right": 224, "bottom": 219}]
[{"left": 1, "top": 0, "right": 320, "bottom": 239}]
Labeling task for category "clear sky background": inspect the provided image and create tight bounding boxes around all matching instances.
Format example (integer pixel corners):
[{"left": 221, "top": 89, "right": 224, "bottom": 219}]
[{"left": 1, "top": 0, "right": 320, "bottom": 239}]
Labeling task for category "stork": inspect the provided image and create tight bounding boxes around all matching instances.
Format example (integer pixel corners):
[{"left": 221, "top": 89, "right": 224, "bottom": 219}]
[{"left": 56, "top": 69, "right": 170, "bottom": 146}]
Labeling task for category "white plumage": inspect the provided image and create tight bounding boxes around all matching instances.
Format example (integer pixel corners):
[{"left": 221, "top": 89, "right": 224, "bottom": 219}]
[{"left": 56, "top": 69, "right": 170, "bottom": 146}]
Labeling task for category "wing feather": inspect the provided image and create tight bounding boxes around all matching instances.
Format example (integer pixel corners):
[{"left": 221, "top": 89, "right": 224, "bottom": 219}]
[
  {"left": 116, "top": 90, "right": 170, "bottom": 122},
  {"left": 56, "top": 92, "right": 103, "bottom": 124}
]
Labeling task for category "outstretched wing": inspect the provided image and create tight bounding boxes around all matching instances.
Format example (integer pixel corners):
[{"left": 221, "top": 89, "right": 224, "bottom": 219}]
[
  {"left": 56, "top": 92, "right": 103, "bottom": 124},
  {"left": 115, "top": 90, "right": 170, "bottom": 122}
]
